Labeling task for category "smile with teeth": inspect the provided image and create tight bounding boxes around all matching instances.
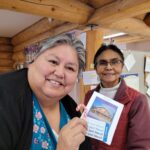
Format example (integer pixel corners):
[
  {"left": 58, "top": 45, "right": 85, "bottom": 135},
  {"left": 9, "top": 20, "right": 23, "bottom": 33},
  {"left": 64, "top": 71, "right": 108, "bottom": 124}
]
[
  {"left": 103, "top": 73, "right": 114, "bottom": 76},
  {"left": 47, "top": 79, "right": 63, "bottom": 86}
]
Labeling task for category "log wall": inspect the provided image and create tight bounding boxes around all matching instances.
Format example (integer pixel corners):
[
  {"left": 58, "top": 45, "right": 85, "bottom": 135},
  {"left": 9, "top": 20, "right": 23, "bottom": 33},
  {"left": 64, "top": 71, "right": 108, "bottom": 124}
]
[{"left": 0, "top": 37, "right": 14, "bottom": 73}]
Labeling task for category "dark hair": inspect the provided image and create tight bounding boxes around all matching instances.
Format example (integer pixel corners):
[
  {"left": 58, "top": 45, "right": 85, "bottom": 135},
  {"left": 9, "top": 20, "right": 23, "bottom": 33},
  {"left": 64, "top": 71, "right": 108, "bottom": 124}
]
[{"left": 93, "top": 44, "right": 124, "bottom": 68}]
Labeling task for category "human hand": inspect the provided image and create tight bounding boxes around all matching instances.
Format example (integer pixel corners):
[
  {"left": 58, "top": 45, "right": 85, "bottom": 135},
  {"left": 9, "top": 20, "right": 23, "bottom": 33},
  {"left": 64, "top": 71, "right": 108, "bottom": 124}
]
[
  {"left": 76, "top": 104, "right": 87, "bottom": 119},
  {"left": 56, "top": 117, "right": 87, "bottom": 150}
]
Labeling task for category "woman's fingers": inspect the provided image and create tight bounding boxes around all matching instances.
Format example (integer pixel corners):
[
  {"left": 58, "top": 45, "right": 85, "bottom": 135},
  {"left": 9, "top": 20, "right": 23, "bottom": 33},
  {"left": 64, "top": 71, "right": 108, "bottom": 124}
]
[
  {"left": 67, "top": 117, "right": 87, "bottom": 129},
  {"left": 57, "top": 117, "right": 87, "bottom": 150},
  {"left": 76, "top": 103, "right": 86, "bottom": 112},
  {"left": 76, "top": 104, "right": 88, "bottom": 119}
]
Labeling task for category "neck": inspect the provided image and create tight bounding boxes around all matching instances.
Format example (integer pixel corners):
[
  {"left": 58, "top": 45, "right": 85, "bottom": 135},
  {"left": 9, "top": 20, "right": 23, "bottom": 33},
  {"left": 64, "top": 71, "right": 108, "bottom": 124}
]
[
  {"left": 34, "top": 92, "right": 60, "bottom": 112},
  {"left": 101, "top": 79, "right": 120, "bottom": 88}
]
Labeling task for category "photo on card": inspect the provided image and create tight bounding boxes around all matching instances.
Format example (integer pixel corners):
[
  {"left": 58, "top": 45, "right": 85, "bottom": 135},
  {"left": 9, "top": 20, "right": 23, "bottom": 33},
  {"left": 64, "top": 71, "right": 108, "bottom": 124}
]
[{"left": 87, "top": 96, "right": 118, "bottom": 125}]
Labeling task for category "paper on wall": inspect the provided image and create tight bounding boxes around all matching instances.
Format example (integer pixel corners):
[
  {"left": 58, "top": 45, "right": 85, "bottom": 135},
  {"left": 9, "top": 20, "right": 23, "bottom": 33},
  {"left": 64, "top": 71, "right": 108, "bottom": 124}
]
[
  {"left": 121, "top": 73, "right": 139, "bottom": 91},
  {"left": 82, "top": 70, "right": 99, "bottom": 85},
  {"left": 146, "top": 87, "right": 150, "bottom": 97},
  {"left": 146, "top": 73, "right": 150, "bottom": 87},
  {"left": 124, "top": 53, "right": 136, "bottom": 71},
  {"left": 145, "top": 57, "right": 150, "bottom": 72}
]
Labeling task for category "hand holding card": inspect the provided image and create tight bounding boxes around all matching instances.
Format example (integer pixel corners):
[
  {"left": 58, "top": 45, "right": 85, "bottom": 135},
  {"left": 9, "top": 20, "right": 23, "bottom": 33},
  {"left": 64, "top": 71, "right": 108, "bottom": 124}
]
[{"left": 81, "top": 91, "right": 124, "bottom": 145}]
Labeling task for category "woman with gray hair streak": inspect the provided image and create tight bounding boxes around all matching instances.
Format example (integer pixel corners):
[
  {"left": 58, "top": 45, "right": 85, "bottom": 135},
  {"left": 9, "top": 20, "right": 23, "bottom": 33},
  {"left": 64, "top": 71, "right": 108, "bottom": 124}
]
[{"left": 0, "top": 34, "right": 91, "bottom": 150}]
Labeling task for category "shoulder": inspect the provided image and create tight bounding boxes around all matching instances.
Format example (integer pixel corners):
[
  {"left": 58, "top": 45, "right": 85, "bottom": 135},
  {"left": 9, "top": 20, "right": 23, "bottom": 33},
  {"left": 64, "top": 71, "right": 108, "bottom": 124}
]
[
  {"left": 0, "top": 69, "right": 30, "bottom": 96},
  {"left": 118, "top": 79, "right": 143, "bottom": 101},
  {"left": 127, "top": 87, "right": 149, "bottom": 117},
  {"left": 0, "top": 68, "right": 32, "bottom": 111},
  {"left": 0, "top": 69, "right": 28, "bottom": 87},
  {"left": 127, "top": 85, "right": 146, "bottom": 101}
]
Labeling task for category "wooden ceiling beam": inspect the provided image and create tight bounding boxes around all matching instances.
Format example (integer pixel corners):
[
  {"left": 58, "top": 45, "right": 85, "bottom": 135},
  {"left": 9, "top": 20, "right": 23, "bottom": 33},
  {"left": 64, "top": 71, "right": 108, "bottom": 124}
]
[
  {"left": 144, "top": 13, "right": 150, "bottom": 27},
  {"left": 89, "top": 0, "right": 150, "bottom": 25},
  {"left": 12, "top": 18, "right": 64, "bottom": 46},
  {"left": 0, "top": 37, "right": 11, "bottom": 44},
  {"left": 104, "top": 35, "right": 150, "bottom": 44},
  {"left": 0, "top": 0, "right": 94, "bottom": 24},
  {"left": 13, "top": 22, "right": 81, "bottom": 52},
  {"left": 87, "top": 0, "right": 115, "bottom": 8},
  {"left": 106, "top": 18, "right": 150, "bottom": 37}
]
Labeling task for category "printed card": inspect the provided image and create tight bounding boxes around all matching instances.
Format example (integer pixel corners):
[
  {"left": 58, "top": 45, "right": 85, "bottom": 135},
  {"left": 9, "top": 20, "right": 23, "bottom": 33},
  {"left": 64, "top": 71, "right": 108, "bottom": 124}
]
[{"left": 82, "top": 91, "right": 124, "bottom": 145}]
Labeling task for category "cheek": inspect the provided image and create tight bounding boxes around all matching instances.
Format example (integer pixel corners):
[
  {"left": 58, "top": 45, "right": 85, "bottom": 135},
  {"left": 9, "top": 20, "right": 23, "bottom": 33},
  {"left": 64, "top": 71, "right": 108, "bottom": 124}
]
[
  {"left": 36, "top": 61, "right": 52, "bottom": 75},
  {"left": 115, "top": 66, "right": 123, "bottom": 74},
  {"left": 66, "top": 73, "right": 78, "bottom": 85},
  {"left": 96, "top": 68, "right": 103, "bottom": 75}
]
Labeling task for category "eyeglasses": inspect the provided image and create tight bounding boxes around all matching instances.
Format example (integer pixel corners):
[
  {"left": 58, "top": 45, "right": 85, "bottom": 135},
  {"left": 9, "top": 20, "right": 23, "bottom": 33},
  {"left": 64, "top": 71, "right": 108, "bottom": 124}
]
[{"left": 96, "top": 59, "right": 123, "bottom": 67}]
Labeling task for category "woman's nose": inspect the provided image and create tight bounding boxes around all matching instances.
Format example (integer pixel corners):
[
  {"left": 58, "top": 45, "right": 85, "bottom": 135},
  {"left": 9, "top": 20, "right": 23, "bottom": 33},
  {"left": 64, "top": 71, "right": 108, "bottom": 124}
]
[
  {"left": 105, "top": 63, "right": 112, "bottom": 69},
  {"left": 54, "top": 65, "right": 65, "bottom": 78}
]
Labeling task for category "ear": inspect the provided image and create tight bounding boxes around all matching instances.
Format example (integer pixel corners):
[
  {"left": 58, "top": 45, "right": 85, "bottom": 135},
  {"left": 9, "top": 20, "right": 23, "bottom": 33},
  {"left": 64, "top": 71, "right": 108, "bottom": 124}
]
[
  {"left": 121, "top": 63, "right": 124, "bottom": 69},
  {"left": 26, "top": 60, "right": 34, "bottom": 68},
  {"left": 95, "top": 66, "right": 98, "bottom": 73}
]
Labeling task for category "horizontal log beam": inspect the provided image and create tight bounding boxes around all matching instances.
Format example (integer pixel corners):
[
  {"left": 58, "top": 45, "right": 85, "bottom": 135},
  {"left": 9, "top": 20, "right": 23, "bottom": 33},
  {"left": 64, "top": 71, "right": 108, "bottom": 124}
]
[
  {"left": 89, "top": 0, "right": 150, "bottom": 25},
  {"left": 144, "top": 13, "right": 150, "bottom": 27},
  {"left": 13, "top": 22, "right": 81, "bottom": 52},
  {"left": 0, "top": 52, "right": 12, "bottom": 59},
  {"left": 87, "top": 0, "right": 115, "bottom": 8},
  {"left": 0, "top": 37, "right": 11, "bottom": 44},
  {"left": 0, "top": 67, "right": 14, "bottom": 73},
  {"left": 0, "top": 59, "right": 13, "bottom": 67},
  {"left": 12, "top": 51, "right": 25, "bottom": 61},
  {"left": 12, "top": 18, "right": 64, "bottom": 45},
  {"left": 104, "top": 35, "right": 150, "bottom": 43},
  {"left": 0, "top": 44, "right": 13, "bottom": 52},
  {"left": 107, "top": 18, "right": 150, "bottom": 37},
  {"left": 0, "top": 0, "right": 94, "bottom": 24}
]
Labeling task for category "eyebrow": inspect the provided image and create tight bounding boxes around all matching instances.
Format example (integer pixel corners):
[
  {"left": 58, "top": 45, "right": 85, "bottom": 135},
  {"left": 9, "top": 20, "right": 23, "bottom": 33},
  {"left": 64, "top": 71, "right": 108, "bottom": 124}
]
[
  {"left": 66, "top": 63, "right": 78, "bottom": 69},
  {"left": 99, "top": 58, "right": 121, "bottom": 61},
  {"left": 48, "top": 54, "right": 78, "bottom": 67}
]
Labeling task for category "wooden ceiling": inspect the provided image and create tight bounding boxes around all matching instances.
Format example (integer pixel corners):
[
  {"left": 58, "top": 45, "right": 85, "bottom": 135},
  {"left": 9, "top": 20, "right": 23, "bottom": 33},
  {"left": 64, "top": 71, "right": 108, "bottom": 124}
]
[{"left": 0, "top": 0, "right": 150, "bottom": 44}]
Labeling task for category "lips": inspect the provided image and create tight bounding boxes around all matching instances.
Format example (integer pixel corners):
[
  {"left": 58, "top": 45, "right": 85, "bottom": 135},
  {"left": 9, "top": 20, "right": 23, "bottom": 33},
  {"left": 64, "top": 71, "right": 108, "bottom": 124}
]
[
  {"left": 46, "top": 78, "right": 64, "bottom": 87},
  {"left": 103, "top": 73, "right": 115, "bottom": 76}
]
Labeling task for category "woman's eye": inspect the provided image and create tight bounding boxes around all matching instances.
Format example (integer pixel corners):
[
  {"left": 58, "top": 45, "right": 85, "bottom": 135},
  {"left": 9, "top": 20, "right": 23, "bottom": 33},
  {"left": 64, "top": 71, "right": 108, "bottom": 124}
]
[
  {"left": 66, "top": 67, "right": 75, "bottom": 72},
  {"left": 48, "top": 60, "right": 58, "bottom": 65}
]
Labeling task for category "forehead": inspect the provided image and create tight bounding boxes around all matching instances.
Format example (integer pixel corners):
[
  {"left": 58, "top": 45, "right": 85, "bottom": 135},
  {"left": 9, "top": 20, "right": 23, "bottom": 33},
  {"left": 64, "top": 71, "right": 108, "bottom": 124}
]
[
  {"left": 97, "top": 49, "right": 122, "bottom": 60},
  {"left": 39, "top": 44, "right": 79, "bottom": 62}
]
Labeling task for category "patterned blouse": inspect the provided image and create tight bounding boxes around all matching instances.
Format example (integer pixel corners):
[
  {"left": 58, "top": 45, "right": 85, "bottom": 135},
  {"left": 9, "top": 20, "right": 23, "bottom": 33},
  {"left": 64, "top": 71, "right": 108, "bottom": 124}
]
[{"left": 30, "top": 94, "right": 70, "bottom": 150}]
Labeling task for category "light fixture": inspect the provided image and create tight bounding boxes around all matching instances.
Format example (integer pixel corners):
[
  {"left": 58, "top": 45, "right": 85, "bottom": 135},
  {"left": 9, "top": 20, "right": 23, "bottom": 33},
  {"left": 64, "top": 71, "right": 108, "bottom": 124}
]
[{"left": 103, "top": 32, "right": 127, "bottom": 39}]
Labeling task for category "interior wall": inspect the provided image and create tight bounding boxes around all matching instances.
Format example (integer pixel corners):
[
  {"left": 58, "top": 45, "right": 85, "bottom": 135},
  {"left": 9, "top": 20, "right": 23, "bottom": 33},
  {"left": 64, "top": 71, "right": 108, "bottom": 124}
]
[
  {"left": 0, "top": 38, "right": 14, "bottom": 73},
  {"left": 118, "top": 40, "right": 150, "bottom": 95},
  {"left": 126, "top": 40, "right": 150, "bottom": 52},
  {"left": 122, "top": 50, "right": 147, "bottom": 94}
]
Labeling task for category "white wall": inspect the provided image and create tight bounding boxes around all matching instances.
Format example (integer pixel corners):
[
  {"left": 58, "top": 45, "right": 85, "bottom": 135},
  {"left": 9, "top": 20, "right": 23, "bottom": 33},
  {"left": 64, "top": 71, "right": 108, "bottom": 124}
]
[
  {"left": 117, "top": 40, "right": 150, "bottom": 94},
  {"left": 122, "top": 50, "right": 147, "bottom": 94}
]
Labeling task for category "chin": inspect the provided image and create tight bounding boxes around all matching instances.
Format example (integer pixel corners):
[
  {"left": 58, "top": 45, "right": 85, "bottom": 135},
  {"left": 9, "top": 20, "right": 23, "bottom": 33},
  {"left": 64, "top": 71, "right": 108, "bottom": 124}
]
[{"left": 103, "top": 78, "right": 116, "bottom": 84}]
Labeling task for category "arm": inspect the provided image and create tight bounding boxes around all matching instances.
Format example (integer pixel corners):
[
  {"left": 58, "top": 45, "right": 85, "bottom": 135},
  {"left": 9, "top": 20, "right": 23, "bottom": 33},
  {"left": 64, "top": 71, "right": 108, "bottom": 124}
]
[
  {"left": 127, "top": 94, "right": 150, "bottom": 149},
  {"left": 0, "top": 88, "right": 19, "bottom": 150}
]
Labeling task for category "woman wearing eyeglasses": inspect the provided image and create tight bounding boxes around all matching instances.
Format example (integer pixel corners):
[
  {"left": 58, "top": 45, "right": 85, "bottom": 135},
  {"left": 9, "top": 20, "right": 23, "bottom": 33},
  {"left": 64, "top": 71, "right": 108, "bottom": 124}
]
[{"left": 84, "top": 44, "right": 150, "bottom": 150}]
